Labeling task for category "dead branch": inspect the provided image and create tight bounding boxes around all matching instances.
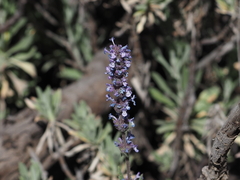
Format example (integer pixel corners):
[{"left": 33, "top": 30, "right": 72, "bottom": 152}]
[
  {"left": 200, "top": 26, "right": 230, "bottom": 45},
  {"left": 170, "top": 11, "right": 198, "bottom": 178},
  {"left": 34, "top": 3, "right": 58, "bottom": 26},
  {"left": 196, "top": 36, "right": 236, "bottom": 70},
  {"left": 197, "top": 103, "right": 240, "bottom": 180}
]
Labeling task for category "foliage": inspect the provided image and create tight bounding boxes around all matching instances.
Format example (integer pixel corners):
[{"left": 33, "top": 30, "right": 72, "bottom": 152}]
[
  {"left": 1, "top": 0, "right": 240, "bottom": 179},
  {"left": 65, "top": 101, "right": 111, "bottom": 144},
  {"left": 0, "top": 0, "right": 39, "bottom": 120},
  {"left": 27, "top": 86, "right": 62, "bottom": 122},
  {"left": 41, "top": 0, "right": 92, "bottom": 81},
  {"left": 18, "top": 160, "right": 45, "bottom": 180},
  {"left": 148, "top": 41, "right": 204, "bottom": 169},
  {"left": 25, "top": 86, "right": 62, "bottom": 154},
  {"left": 121, "top": 0, "right": 172, "bottom": 33},
  {"left": 64, "top": 101, "right": 124, "bottom": 179},
  {"left": 216, "top": 0, "right": 237, "bottom": 15},
  {"left": 149, "top": 37, "right": 239, "bottom": 175}
]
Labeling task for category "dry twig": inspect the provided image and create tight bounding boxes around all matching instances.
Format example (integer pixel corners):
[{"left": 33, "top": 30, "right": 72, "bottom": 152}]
[
  {"left": 198, "top": 103, "right": 240, "bottom": 180},
  {"left": 196, "top": 36, "right": 236, "bottom": 70},
  {"left": 170, "top": 11, "right": 197, "bottom": 179},
  {"left": 34, "top": 3, "right": 58, "bottom": 26}
]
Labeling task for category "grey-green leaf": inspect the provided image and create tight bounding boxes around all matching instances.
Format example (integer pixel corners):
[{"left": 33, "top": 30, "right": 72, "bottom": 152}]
[{"left": 149, "top": 87, "right": 175, "bottom": 107}]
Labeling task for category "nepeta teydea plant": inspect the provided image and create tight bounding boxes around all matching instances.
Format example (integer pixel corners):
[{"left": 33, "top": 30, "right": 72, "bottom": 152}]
[{"left": 104, "top": 37, "right": 142, "bottom": 180}]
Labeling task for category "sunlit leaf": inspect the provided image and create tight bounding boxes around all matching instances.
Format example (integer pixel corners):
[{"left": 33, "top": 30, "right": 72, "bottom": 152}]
[
  {"left": 201, "top": 86, "right": 220, "bottom": 103},
  {"left": 216, "top": 0, "right": 236, "bottom": 15},
  {"left": 0, "top": 78, "right": 9, "bottom": 99},
  {"left": 194, "top": 86, "right": 220, "bottom": 112},
  {"left": 183, "top": 135, "right": 195, "bottom": 158},
  {"left": 10, "top": 59, "right": 36, "bottom": 77},
  {"left": 7, "top": 71, "right": 27, "bottom": 95},
  {"left": 136, "top": 16, "right": 147, "bottom": 34}
]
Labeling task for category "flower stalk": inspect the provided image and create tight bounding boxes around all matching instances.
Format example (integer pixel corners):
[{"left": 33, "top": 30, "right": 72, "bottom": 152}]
[{"left": 104, "top": 37, "right": 142, "bottom": 180}]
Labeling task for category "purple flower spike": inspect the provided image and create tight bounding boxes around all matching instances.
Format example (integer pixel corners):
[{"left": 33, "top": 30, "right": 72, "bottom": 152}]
[{"left": 104, "top": 37, "right": 140, "bottom": 156}]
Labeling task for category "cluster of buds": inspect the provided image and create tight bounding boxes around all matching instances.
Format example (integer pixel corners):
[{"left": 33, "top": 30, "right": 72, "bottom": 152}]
[{"left": 104, "top": 37, "right": 138, "bottom": 154}]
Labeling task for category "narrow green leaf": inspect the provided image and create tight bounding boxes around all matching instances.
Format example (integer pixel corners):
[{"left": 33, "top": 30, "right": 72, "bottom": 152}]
[
  {"left": 97, "top": 123, "right": 112, "bottom": 143},
  {"left": 52, "top": 89, "right": 62, "bottom": 115},
  {"left": 190, "top": 119, "right": 206, "bottom": 135},
  {"left": 18, "top": 162, "right": 29, "bottom": 180},
  {"left": 149, "top": 87, "right": 175, "bottom": 107},
  {"left": 41, "top": 61, "right": 55, "bottom": 72},
  {"left": 179, "top": 44, "right": 190, "bottom": 67},
  {"left": 64, "top": 119, "right": 79, "bottom": 130},
  {"left": 151, "top": 71, "right": 176, "bottom": 100},
  {"left": 153, "top": 49, "right": 172, "bottom": 75},
  {"left": 79, "top": 37, "right": 92, "bottom": 62},
  {"left": 10, "top": 47, "right": 37, "bottom": 61},
  {"left": 58, "top": 67, "right": 82, "bottom": 80},
  {"left": 6, "top": 35, "right": 33, "bottom": 55},
  {"left": 223, "top": 78, "right": 237, "bottom": 102},
  {"left": 169, "top": 50, "right": 178, "bottom": 68},
  {"left": 30, "top": 161, "right": 41, "bottom": 180},
  {"left": 180, "top": 66, "right": 188, "bottom": 92},
  {"left": 75, "top": 24, "right": 84, "bottom": 42},
  {"left": 156, "top": 122, "right": 175, "bottom": 134},
  {"left": 36, "top": 87, "right": 42, "bottom": 98},
  {"left": 169, "top": 50, "right": 181, "bottom": 80},
  {"left": 10, "top": 18, "right": 27, "bottom": 37}
]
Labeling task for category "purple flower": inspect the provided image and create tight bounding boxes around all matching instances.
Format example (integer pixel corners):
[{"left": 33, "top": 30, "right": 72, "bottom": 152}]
[
  {"left": 114, "top": 135, "right": 139, "bottom": 154},
  {"left": 104, "top": 37, "right": 139, "bottom": 154}
]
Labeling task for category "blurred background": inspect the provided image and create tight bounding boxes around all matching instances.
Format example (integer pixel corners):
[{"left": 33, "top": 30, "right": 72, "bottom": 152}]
[{"left": 1, "top": 0, "right": 240, "bottom": 180}]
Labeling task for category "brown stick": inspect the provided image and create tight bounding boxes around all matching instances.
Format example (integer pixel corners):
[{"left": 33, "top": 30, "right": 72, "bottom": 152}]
[
  {"left": 34, "top": 3, "right": 58, "bottom": 26},
  {"left": 196, "top": 36, "right": 236, "bottom": 70},
  {"left": 198, "top": 103, "right": 240, "bottom": 180},
  {"left": 170, "top": 12, "right": 197, "bottom": 176}
]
